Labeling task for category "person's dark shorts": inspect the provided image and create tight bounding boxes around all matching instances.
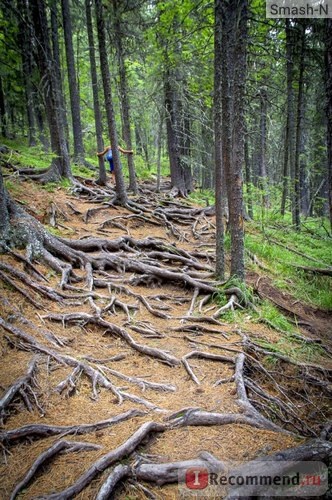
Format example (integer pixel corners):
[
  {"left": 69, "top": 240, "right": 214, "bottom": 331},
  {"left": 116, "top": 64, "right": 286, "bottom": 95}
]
[{"left": 108, "top": 159, "right": 114, "bottom": 172}]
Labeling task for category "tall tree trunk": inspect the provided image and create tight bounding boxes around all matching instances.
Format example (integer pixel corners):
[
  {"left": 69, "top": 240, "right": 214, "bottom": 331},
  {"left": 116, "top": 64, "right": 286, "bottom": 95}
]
[
  {"left": 50, "top": 0, "right": 69, "bottom": 149},
  {"left": 163, "top": 32, "right": 192, "bottom": 198},
  {"left": 113, "top": 1, "right": 137, "bottom": 194},
  {"left": 85, "top": 0, "right": 106, "bottom": 186},
  {"left": 156, "top": 109, "right": 163, "bottom": 192},
  {"left": 244, "top": 136, "right": 253, "bottom": 219},
  {"left": 0, "top": 76, "right": 8, "bottom": 138},
  {"left": 325, "top": 19, "right": 332, "bottom": 231},
  {"left": 259, "top": 88, "right": 269, "bottom": 208},
  {"left": 30, "top": 0, "right": 71, "bottom": 180},
  {"left": 164, "top": 67, "right": 186, "bottom": 195},
  {"left": 293, "top": 21, "right": 305, "bottom": 230},
  {"left": 229, "top": 0, "right": 246, "bottom": 281},
  {"left": 61, "top": 0, "right": 85, "bottom": 163},
  {"left": 220, "top": 0, "right": 233, "bottom": 222},
  {"left": 135, "top": 125, "right": 143, "bottom": 156},
  {"left": 281, "top": 19, "right": 294, "bottom": 216},
  {"left": 181, "top": 92, "right": 193, "bottom": 193},
  {"left": 34, "top": 102, "right": 49, "bottom": 152},
  {"left": 0, "top": 166, "right": 10, "bottom": 245},
  {"left": 95, "top": 0, "right": 128, "bottom": 205},
  {"left": 202, "top": 119, "right": 213, "bottom": 189},
  {"left": 17, "top": 0, "right": 36, "bottom": 146},
  {"left": 220, "top": 0, "right": 246, "bottom": 281},
  {"left": 214, "top": 0, "right": 225, "bottom": 279}
]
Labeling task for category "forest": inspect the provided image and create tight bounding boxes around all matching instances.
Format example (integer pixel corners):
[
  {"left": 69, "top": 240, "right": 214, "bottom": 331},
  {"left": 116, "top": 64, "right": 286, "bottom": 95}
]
[{"left": 0, "top": 0, "right": 331, "bottom": 498}]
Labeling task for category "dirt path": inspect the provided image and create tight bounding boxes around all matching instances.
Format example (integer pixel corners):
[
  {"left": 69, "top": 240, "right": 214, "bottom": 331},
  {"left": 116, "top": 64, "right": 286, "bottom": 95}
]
[{"left": 0, "top": 178, "right": 331, "bottom": 499}]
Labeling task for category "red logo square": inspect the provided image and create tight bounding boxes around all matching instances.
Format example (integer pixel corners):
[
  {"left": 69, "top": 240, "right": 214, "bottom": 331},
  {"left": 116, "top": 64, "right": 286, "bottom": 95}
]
[{"left": 185, "top": 467, "right": 209, "bottom": 490}]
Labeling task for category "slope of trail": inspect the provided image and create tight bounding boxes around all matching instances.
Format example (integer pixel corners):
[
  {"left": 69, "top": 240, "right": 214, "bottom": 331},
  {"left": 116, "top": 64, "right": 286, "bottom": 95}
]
[{"left": 0, "top": 176, "right": 331, "bottom": 499}]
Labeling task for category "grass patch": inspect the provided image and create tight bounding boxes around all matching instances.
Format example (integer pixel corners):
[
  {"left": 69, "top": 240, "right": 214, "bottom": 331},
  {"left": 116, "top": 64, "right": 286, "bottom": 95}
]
[
  {"left": 41, "top": 178, "right": 72, "bottom": 193},
  {"left": 254, "top": 334, "right": 326, "bottom": 363},
  {"left": 1, "top": 137, "right": 55, "bottom": 170},
  {"left": 245, "top": 215, "right": 332, "bottom": 310},
  {"left": 72, "top": 164, "right": 95, "bottom": 178},
  {"left": 4, "top": 179, "right": 22, "bottom": 196},
  {"left": 45, "top": 225, "right": 64, "bottom": 237},
  {"left": 256, "top": 301, "right": 294, "bottom": 332},
  {"left": 188, "top": 189, "right": 215, "bottom": 207}
]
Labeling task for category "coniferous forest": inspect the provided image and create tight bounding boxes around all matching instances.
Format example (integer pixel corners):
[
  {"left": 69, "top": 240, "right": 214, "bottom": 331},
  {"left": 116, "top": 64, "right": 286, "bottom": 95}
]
[{"left": 0, "top": 1, "right": 331, "bottom": 498}]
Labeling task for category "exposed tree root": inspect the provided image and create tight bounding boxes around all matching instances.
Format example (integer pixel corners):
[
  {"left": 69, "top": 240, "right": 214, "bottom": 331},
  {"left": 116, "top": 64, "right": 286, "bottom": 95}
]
[
  {"left": 11, "top": 440, "right": 101, "bottom": 500},
  {"left": 0, "top": 409, "right": 145, "bottom": 444},
  {"left": 182, "top": 351, "right": 234, "bottom": 385},
  {"left": 0, "top": 357, "right": 38, "bottom": 423},
  {"left": 1, "top": 182, "right": 331, "bottom": 499},
  {"left": 0, "top": 318, "right": 168, "bottom": 412},
  {"left": 96, "top": 464, "right": 132, "bottom": 500},
  {"left": 39, "top": 421, "right": 166, "bottom": 500},
  {"left": 42, "top": 312, "right": 181, "bottom": 366}
]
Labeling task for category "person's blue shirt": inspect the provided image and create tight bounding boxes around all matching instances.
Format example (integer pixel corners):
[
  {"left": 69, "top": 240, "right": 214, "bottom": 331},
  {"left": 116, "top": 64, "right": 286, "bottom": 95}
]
[{"left": 105, "top": 149, "right": 114, "bottom": 172}]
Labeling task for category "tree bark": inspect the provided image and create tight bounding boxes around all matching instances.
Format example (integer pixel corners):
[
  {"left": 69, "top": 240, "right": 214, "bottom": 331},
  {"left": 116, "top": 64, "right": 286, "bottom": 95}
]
[
  {"left": 220, "top": 0, "right": 247, "bottom": 281},
  {"left": 229, "top": 0, "right": 246, "bottom": 281},
  {"left": 259, "top": 87, "right": 269, "bottom": 208},
  {"left": 244, "top": 136, "right": 253, "bottom": 219},
  {"left": 293, "top": 21, "right": 305, "bottom": 230},
  {"left": 325, "top": 19, "right": 332, "bottom": 231},
  {"left": 164, "top": 66, "right": 186, "bottom": 195},
  {"left": 95, "top": 0, "right": 128, "bottom": 205},
  {"left": 163, "top": 34, "right": 192, "bottom": 197},
  {"left": 85, "top": 0, "right": 106, "bottom": 185},
  {"left": 17, "top": 0, "right": 36, "bottom": 146},
  {"left": 61, "top": 0, "right": 85, "bottom": 163},
  {"left": 0, "top": 167, "right": 10, "bottom": 246},
  {"left": 50, "top": 0, "right": 69, "bottom": 150},
  {"left": 113, "top": 1, "right": 137, "bottom": 194},
  {"left": 156, "top": 108, "right": 164, "bottom": 192},
  {"left": 281, "top": 19, "right": 294, "bottom": 216},
  {"left": 30, "top": 0, "right": 71, "bottom": 180},
  {"left": 0, "top": 76, "right": 7, "bottom": 138},
  {"left": 214, "top": 0, "right": 225, "bottom": 279}
]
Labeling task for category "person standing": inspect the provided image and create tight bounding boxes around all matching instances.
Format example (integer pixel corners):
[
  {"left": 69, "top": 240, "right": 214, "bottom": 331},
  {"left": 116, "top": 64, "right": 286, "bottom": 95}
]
[{"left": 97, "top": 145, "right": 133, "bottom": 183}]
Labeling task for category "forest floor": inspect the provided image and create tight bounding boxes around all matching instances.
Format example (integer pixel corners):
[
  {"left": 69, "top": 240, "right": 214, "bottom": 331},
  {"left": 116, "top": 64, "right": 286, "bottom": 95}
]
[{"left": 0, "top": 166, "right": 332, "bottom": 499}]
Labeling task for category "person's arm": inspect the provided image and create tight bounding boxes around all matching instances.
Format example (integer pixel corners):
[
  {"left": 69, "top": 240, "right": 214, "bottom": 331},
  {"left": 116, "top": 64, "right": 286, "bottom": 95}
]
[
  {"left": 118, "top": 145, "right": 133, "bottom": 154},
  {"left": 96, "top": 146, "right": 111, "bottom": 157}
]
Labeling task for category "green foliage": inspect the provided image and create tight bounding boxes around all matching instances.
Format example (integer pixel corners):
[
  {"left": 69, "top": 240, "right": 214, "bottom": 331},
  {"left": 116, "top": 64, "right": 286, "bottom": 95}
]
[
  {"left": 245, "top": 215, "right": 332, "bottom": 309},
  {"left": 4, "top": 179, "right": 21, "bottom": 195},
  {"left": 257, "top": 301, "right": 294, "bottom": 332},
  {"left": 254, "top": 333, "right": 326, "bottom": 363},
  {"left": 72, "top": 164, "right": 94, "bottom": 178},
  {"left": 133, "top": 154, "right": 169, "bottom": 181},
  {"left": 44, "top": 225, "right": 64, "bottom": 237},
  {"left": 41, "top": 178, "right": 71, "bottom": 193},
  {"left": 188, "top": 189, "right": 214, "bottom": 207},
  {"left": 1, "top": 137, "right": 55, "bottom": 170}
]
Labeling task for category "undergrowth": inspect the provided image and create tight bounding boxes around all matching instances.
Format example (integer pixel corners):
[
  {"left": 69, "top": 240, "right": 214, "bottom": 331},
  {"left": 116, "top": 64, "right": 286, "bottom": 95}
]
[
  {"left": 245, "top": 224, "right": 332, "bottom": 310},
  {"left": 189, "top": 187, "right": 331, "bottom": 311}
]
